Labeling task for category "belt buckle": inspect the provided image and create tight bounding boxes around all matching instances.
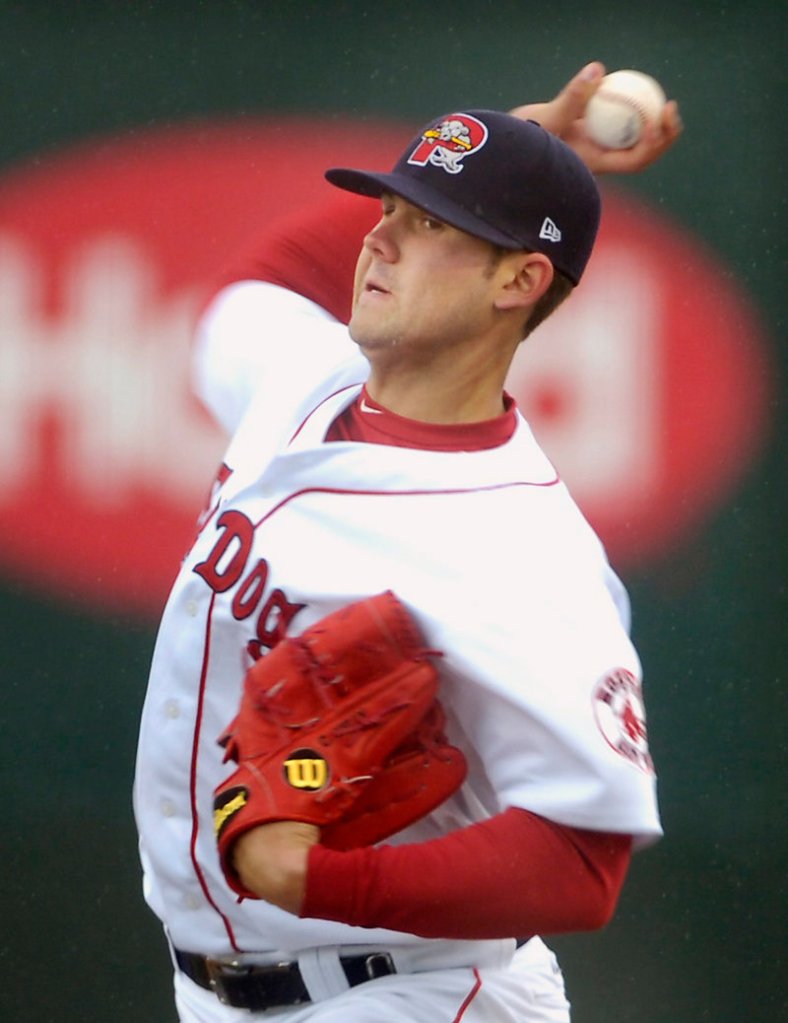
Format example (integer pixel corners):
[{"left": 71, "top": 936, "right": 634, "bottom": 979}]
[
  {"left": 204, "top": 957, "right": 298, "bottom": 1007},
  {"left": 204, "top": 957, "right": 247, "bottom": 1006},
  {"left": 364, "top": 951, "right": 396, "bottom": 980}
]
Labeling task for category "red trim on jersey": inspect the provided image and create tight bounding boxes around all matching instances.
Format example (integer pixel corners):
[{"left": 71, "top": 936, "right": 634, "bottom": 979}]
[
  {"left": 251, "top": 475, "right": 560, "bottom": 533},
  {"left": 301, "top": 807, "right": 632, "bottom": 940},
  {"left": 454, "top": 969, "right": 483, "bottom": 1022},
  {"left": 326, "top": 386, "right": 518, "bottom": 451},
  {"left": 287, "top": 384, "right": 361, "bottom": 446},
  {"left": 188, "top": 592, "right": 240, "bottom": 950}
]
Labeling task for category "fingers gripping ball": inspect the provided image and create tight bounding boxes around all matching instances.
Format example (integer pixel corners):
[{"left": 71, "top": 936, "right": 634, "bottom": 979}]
[
  {"left": 585, "top": 69, "right": 666, "bottom": 150},
  {"left": 213, "top": 592, "right": 465, "bottom": 896}
]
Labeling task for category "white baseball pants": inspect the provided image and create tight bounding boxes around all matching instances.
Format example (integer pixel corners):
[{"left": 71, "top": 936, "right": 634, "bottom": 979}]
[{"left": 173, "top": 938, "right": 571, "bottom": 1022}]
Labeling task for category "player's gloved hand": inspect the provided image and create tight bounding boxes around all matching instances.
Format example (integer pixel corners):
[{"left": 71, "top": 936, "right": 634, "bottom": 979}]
[
  {"left": 213, "top": 592, "right": 467, "bottom": 898},
  {"left": 320, "top": 699, "right": 466, "bottom": 851},
  {"left": 510, "top": 61, "right": 683, "bottom": 174}
]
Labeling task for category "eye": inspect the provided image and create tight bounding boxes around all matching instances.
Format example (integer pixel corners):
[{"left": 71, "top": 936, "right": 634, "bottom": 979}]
[
  {"left": 421, "top": 215, "right": 445, "bottom": 231},
  {"left": 380, "top": 193, "right": 396, "bottom": 217}
]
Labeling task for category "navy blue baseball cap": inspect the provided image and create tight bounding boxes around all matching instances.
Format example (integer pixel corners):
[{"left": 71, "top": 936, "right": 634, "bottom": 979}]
[{"left": 325, "top": 110, "right": 600, "bottom": 285}]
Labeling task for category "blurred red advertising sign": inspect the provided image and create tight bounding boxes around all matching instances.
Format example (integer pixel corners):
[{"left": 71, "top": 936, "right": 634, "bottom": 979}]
[{"left": 0, "top": 119, "right": 772, "bottom": 617}]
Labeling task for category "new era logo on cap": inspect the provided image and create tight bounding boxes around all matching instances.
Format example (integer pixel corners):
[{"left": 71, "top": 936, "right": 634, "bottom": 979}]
[{"left": 539, "top": 217, "right": 562, "bottom": 243}]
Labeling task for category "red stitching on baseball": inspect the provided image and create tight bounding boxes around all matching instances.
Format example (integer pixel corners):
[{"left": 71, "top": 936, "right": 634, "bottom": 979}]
[{"left": 597, "top": 88, "right": 653, "bottom": 123}]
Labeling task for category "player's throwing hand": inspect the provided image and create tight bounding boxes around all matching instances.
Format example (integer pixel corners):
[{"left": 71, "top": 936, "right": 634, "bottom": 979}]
[{"left": 510, "top": 61, "right": 683, "bottom": 174}]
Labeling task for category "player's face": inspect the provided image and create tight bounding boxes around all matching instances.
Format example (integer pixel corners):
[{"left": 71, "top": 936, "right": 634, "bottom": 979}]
[{"left": 349, "top": 194, "right": 505, "bottom": 365}]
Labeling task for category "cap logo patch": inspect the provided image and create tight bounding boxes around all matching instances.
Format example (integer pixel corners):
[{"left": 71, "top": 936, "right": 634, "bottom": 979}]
[
  {"left": 539, "top": 217, "right": 562, "bottom": 243},
  {"left": 408, "top": 113, "right": 489, "bottom": 175}
]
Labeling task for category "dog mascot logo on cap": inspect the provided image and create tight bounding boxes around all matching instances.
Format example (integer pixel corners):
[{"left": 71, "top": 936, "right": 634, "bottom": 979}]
[{"left": 407, "top": 113, "right": 488, "bottom": 174}]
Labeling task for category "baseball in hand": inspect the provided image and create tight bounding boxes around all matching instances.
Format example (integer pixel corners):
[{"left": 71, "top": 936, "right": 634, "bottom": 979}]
[{"left": 585, "top": 69, "right": 666, "bottom": 150}]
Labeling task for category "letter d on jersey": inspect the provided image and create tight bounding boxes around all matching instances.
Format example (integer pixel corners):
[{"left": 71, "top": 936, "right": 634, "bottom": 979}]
[{"left": 194, "top": 510, "right": 254, "bottom": 593}]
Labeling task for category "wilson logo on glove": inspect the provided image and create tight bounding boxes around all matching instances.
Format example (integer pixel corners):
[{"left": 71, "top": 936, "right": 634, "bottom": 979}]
[
  {"left": 283, "top": 750, "right": 329, "bottom": 790},
  {"left": 213, "top": 786, "right": 249, "bottom": 839},
  {"left": 212, "top": 591, "right": 467, "bottom": 899}
]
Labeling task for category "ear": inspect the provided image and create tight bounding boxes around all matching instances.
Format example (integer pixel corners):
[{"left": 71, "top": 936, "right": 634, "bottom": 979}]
[{"left": 493, "top": 252, "right": 554, "bottom": 312}]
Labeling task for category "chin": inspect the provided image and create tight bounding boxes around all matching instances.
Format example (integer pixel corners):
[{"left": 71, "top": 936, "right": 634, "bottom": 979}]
[
  {"left": 350, "top": 328, "right": 403, "bottom": 361},
  {"left": 349, "top": 315, "right": 382, "bottom": 347}
]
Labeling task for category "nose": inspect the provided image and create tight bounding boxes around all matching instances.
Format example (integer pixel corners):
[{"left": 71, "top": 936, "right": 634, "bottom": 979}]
[{"left": 363, "top": 213, "right": 398, "bottom": 263}]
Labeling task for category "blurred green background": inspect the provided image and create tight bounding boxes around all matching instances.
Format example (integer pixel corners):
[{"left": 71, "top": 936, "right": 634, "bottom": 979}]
[{"left": 1, "top": 2, "right": 785, "bottom": 1021}]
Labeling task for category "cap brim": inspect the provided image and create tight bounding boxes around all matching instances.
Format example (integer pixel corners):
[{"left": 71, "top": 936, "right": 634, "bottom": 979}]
[{"left": 325, "top": 167, "right": 523, "bottom": 250}]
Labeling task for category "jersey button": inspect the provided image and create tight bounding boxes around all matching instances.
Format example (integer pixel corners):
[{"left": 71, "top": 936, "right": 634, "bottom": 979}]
[
  {"left": 160, "top": 799, "right": 177, "bottom": 817},
  {"left": 164, "top": 699, "right": 180, "bottom": 719},
  {"left": 185, "top": 600, "right": 199, "bottom": 617},
  {"left": 183, "top": 893, "right": 201, "bottom": 910}
]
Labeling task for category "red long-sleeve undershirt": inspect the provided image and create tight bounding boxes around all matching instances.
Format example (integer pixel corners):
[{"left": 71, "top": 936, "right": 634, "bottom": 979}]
[
  {"left": 213, "top": 190, "right": 380, "bottom": 324},
  {"left": 302, "top": 807, "right": 631, "bottom": 940},
  {"left": 216, "top": 194, "right": 633, "bottom": 939}
]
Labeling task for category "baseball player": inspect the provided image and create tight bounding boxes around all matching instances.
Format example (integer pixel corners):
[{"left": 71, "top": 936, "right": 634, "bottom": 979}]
[{"left": 134, "top": 63, "right": 682, "bottom": 1022}]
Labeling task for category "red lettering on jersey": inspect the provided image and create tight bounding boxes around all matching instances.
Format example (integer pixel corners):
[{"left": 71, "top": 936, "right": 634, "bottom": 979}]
[
  {"left": 248, "top": 588, "right": 306, "bottom": 659},
  {"left": 231, "top": 558, "right": 269, "bottom": 620},
  {"left": 193, "top": 509, "right": 253, "bottom": 592},
  {"left": 195, "top": 510, "right": 306, "bottom": 655},
  {"left": 196, "top": 462, "right": 234, "bottom": 536}
]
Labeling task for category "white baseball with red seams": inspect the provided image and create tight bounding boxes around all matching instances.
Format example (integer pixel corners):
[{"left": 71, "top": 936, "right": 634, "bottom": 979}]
[{"left": 585, "top": 70, "right": 666, "bottom": 149}]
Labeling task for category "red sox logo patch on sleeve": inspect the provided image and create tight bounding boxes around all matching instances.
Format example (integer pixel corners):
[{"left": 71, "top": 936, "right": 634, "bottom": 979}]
[
  {"left": 593, "top": 668, "right": 654, "bottom": 774},
  {"left": 407, "top": 113, "right": 488, "bottom": 174}
]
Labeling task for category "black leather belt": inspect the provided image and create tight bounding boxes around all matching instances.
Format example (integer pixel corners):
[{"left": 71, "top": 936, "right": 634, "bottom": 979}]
[{"left": 175, "top": 947, "right": 397, "bottom": 1011}]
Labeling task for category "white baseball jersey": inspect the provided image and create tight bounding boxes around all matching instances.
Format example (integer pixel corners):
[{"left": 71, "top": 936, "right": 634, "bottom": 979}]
[{"left": 134, "top": 280, "right": 661, "bottom": 966}]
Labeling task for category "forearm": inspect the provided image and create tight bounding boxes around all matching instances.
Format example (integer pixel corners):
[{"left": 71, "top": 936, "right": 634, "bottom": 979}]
[
  {"left": 235, "top": 808, "right": 632, "bottom": 940},
  {"left": 301, "top": 809, "right": 631, "bottom": 939}
]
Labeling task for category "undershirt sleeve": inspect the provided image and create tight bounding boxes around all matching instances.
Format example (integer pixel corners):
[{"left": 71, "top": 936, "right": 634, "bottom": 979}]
[
  {"left": 192, "top": 192, "right": 378, "bottom": 433},
  {"left": 211, "top": 191, "right": 381, "bottom": 324},
  {"left": 300, "top": 807, "right": 632, "bottom": 940}
]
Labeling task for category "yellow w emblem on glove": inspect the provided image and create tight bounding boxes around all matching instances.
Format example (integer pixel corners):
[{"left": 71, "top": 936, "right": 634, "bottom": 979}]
[{"left": 283, "top": 752, "right": 328, "bottom": 790}]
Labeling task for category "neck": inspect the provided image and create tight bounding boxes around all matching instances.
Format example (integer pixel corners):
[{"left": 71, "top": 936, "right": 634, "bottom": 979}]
[
  {"left": 362, "top": 328, "right": 518, "bottom": 424},
  {"left": 365, "top": 363, "right": 508, "bottom": 424}
]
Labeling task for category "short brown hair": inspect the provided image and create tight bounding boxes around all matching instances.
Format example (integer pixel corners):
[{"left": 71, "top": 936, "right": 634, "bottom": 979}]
[{"left": 521, "top": 268, "right": 574, "bottom": 339}]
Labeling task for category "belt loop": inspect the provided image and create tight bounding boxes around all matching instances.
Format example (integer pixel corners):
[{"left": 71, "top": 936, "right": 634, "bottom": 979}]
[{"left": 298, "top": 947, "right": 352, "bottom": 1002}]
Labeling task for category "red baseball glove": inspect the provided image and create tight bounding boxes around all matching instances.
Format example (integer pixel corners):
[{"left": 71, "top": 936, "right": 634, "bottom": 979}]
[{"left": 213, "top": 591, "right": 466, "bottom": 896}]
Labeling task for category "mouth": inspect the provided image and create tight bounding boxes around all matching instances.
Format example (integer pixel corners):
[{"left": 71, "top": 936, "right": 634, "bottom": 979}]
[{"left": 364, "top": 276, "right": 390, "bottom": 296}]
